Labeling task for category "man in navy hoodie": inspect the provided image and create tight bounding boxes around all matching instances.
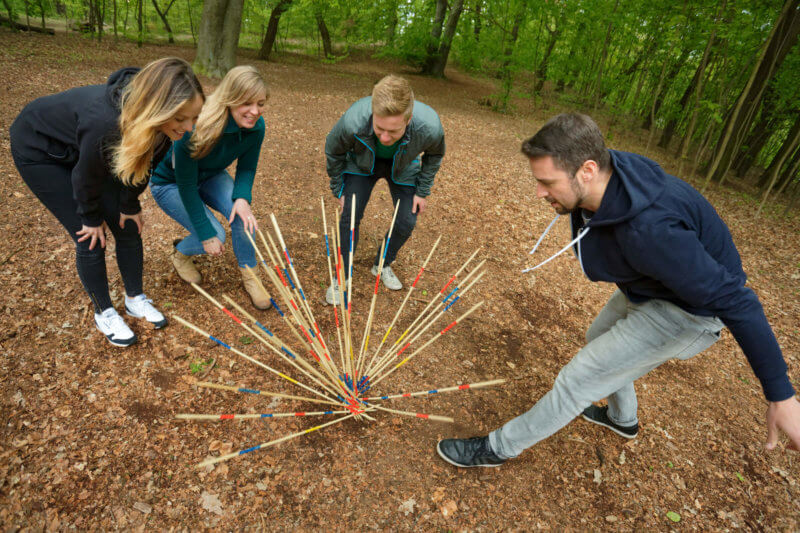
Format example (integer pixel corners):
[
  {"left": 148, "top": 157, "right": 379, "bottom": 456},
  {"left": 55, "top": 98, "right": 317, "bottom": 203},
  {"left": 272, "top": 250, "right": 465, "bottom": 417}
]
[{"left": 437, "top": 113, "right": 800, "bottom": 467}]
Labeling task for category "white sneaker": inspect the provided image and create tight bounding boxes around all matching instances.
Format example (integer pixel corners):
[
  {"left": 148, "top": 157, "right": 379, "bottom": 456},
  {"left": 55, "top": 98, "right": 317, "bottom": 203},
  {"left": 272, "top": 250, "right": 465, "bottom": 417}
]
[
  {"left": 94, "top": 308, "right": 137, "bottom": 347},
  {"left": 371, "top": 264, "right": 403, "bottom": 290},
  {"left": 325, "top": 281, "right": 341, "bottom": 306},
  {"left": 125, "top": 294, "right": 168, "bottom": 329}
]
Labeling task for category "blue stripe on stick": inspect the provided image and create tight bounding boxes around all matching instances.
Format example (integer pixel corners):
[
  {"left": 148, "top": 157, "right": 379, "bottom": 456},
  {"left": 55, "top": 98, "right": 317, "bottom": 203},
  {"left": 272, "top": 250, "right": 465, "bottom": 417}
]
[
  {"left": 271, "top": 299, "right": 284, "bottom": 316},
  {"left": 324, "top": 235, "right": 330, "bottom": 257},
  {"left": 299, "top": 288, "right": 306, "bottom": 301},
  {"left": 281, "top": 346, "right": 296, "bottom": 359},
  {"left": 324, "top": 411, "right": 333, "bottom": 415},
  {"left": 255, "top": 321, "right": 274, "bottom": 336},
  {"left": 209, "top": 336, "right": 231, "bottom": 350},
  {"left": 428, "top": 390, "right": 438, "bottom": 394},
  {"left": 261, "top": 414, "right": 273, "bottom": 418},
  {"left": 239, "top": 445, "right": 262, "bottom": 455},
  {"left": 283, "top": 269, "right": 295, "bottom": 289},
  {"left": 444, "top": 296, "right": 460, "bottom": 312},
  {"left": 239, "top": 388, "right": 260, "bottom": 394},
  {"left": 443, "top": 287, "right": 458, "bottom": 303}
]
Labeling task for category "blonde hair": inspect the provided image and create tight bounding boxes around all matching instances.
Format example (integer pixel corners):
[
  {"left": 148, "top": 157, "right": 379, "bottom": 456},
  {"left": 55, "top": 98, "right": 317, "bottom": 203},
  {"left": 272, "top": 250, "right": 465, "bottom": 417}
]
[
  {"left": 372, "top": 75, "right": 414, "bottom": 119},
  {"left": 113, "top": 57, "right": 203, "bottom": 186},
  {"left": 190, "top": 65, "right": 269, "bottom": 159}
]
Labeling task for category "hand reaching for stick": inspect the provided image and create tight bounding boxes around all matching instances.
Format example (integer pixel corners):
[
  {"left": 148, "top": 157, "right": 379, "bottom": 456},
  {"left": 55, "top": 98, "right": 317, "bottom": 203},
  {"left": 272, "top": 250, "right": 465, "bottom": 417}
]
[
  {"left": 229, "top": 198, "right": 258, "bottom": 234},
  {"left": 766, "top": 396, "right": 800, "bottom": 452},
  {"left": 202, "top": 237, "right": 224, "bottom": 256}
]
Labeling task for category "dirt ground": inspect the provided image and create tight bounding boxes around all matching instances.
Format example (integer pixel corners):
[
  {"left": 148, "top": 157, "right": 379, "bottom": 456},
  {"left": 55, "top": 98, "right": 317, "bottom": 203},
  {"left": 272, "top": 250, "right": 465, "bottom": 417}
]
[{"left": 1, "top": 29, "right": 798, "bottom": 531}]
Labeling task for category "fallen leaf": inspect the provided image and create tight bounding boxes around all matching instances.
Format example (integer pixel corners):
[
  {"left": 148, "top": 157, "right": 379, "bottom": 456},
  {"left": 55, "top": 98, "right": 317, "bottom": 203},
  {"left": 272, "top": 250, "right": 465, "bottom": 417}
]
[
  {"left": 200, "top": 491, "right": 223, "bottom": 515},
  {"left": 441, "top": 500, "right": 458, "bottom": 519},
  {"left": 398, "top": 498, "right": 416, "bottom": 516},
  {"left": 133, "top": 502, "right": 152, "bottom": 515},
  {"left": 431, "top": 486, "right": 446, "bottom": 503},
  {"left": 666, "top": 511, "right": 681, "bottom": 523}
]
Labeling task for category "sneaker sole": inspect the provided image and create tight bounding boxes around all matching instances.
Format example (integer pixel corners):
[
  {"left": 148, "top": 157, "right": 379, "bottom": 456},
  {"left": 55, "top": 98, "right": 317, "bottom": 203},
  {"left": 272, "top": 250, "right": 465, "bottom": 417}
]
[
  {"left": 436, "top": 441, "right": 504, "bottom": 468},
  {"left": 125, "top": 308, "right": 168, "bottom": 330},
  {"left": 103, "top": 333, "right": 137, "bottom": 347},
  {"left": 581, "top": 413, "right": 638, "bottom": 439}
]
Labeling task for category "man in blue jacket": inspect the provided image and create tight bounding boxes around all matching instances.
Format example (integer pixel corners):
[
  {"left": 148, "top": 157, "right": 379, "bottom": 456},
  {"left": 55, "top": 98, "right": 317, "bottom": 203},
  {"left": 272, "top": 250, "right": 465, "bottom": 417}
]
[
  {"left": 437, "top": 113, "right": 800, "bottom": 467},
  {"left": 324, "top": 75, "right": 445, "bottom": 303}
]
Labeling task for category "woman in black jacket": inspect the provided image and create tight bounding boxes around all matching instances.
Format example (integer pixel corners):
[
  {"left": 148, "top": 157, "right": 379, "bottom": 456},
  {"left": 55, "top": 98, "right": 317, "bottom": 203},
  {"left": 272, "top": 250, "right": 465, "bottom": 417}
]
[{"left": 10, "top": 57, "right": 204, "bottom": 347}]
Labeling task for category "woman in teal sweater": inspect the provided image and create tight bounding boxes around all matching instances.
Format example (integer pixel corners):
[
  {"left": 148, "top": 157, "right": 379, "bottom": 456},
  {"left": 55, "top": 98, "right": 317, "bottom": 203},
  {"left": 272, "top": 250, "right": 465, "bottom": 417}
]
[{"left": 150, "top": 65, "right": 271, "bottom": 308}]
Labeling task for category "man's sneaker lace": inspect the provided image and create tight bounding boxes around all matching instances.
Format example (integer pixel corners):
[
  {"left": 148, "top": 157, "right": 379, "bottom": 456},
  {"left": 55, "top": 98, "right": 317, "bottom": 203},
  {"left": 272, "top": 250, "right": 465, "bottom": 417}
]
[
  {"left": 94, "top": 308, "right": 137, "bottom": 347},
  {"left": 125, "top": 294, "right": 168, "bottom": 329},
  {"left": 371, "top": 264, "right": 403, "bottom": 291},
  {"left": 581, "top": 404, "right": 638, "bottom": 439},
  {"left": 437, "top": 436, "right": 506, "bottom": 468}
]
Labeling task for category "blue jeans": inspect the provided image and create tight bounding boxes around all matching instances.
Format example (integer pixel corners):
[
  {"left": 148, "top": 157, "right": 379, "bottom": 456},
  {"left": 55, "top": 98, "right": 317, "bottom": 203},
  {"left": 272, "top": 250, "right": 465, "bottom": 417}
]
[
  {"left": 150, "top": 171, "right": 256, "bottom": 268},
  {"left": 489, "top": 290, "right": 723, "bottom": 459}
]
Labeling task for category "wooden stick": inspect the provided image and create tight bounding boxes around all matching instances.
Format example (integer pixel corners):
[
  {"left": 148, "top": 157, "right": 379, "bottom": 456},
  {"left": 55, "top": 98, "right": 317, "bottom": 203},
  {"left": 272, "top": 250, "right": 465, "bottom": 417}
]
[
  {"left": 367, "top": 266, "right": 486, "bottom": 378},
  {"left": 196, "top": 412, "right": 362, "bottom": 468},
  {"left": 176, "top": 409, "right": 352, "bottom": 421},
  {"left": 190, "top": 282, "right": 337, "bottom": 397},
  {"left": 369, "top": 301, "right": 485, "bottom": 387},
  {"left": 365, "top": 403, "right": 454, "bottom": 424},
  {"left": 361, "top": 378, "right": 507, "bottom": 402},
  {"left": 356, "top": 200, "right": 400, "bottom": 379},
  {"left": 364, "top": 234, "right": 441, "bottom": 377},
  {"left": 373, "top": 247, "right": 481, "bottom": 369},
  {"left": 194, "top": 381, "right": 341, "bottom": 406},
  {"left": 321, "top": 199, "right": 347, "bottom": 378},
  {"left": 172, "top": 314, "right": 337, "bottom": 403}
]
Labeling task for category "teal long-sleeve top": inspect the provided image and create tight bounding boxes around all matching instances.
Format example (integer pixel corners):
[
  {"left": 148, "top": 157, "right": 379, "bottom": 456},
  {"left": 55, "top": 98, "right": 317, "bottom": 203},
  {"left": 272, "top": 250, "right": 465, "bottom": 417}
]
[{"left": 151, "top": 114, "right": 266, "bottom": 241}]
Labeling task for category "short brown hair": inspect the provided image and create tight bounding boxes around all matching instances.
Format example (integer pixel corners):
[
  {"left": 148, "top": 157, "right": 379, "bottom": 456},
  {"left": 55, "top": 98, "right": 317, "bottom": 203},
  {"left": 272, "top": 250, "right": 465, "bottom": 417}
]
[
  {"left": 372, "top": 75, "right": 414, "bottom": 119},
  {"left": 521, "top": 113, "right": 610, "bottom": 176}
]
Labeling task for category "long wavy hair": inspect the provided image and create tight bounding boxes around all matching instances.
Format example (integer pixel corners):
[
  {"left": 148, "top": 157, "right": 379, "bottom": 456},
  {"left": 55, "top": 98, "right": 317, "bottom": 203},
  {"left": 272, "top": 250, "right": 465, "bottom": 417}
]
[
  {"left": 190, "top": 65, "right": 269, "bottom": 159},
  {"left": 113, "top": 57, "right": 204, "bottom": 185}
]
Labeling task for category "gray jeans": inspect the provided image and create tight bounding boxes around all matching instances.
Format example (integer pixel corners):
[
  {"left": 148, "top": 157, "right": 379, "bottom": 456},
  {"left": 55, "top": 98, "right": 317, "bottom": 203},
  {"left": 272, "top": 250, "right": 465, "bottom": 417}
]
[{"left": 489, "top": 290, "right": 724, "bottom": 459}]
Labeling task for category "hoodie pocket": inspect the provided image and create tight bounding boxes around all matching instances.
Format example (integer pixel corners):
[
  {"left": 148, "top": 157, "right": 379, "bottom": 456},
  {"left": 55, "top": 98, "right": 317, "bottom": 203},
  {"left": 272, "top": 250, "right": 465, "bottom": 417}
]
[{"left": 45, "top": 138, "right": 77, "bottom": 163}]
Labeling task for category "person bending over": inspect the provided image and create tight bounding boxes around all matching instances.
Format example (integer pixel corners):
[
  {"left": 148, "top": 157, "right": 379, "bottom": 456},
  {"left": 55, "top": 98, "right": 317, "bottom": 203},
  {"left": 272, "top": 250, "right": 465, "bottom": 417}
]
[
  {"left": 323, "top": 74, "right": 445, "bottom": 304},
  {"left": 10, "top": 57, "right": 204, "bottom": 347},
  {"left": 150, "top": 65, "right": 271, "bottom": 309},
  {"left": 437, "top": 113, "right": 800, "bottom": 467}
]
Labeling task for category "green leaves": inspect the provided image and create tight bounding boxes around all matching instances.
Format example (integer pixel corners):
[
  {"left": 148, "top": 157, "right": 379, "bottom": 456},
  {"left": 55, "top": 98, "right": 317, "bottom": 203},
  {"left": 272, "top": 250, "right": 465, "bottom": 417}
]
[{"left": 666, "top": 511, "right": 681, "bottom": 523}]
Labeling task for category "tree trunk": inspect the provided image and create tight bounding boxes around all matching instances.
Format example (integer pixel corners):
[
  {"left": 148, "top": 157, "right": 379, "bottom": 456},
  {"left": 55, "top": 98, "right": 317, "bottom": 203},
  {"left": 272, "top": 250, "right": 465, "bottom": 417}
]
[
  {"left": 196, "top": 0, "right": 244, "bottom": 76},
  {"left": 776, "top": 145, "right": 800, "bottom": 196},
  {"left": 95, "top": 0, "right": 105, "bottom": 40},
  {"left": 473, "top": 0, "right": 481, "bottom": 41},
  {"left": 428, "top": 0, "right": 464, "bottom": 77},
  {"left": 640, "top": 47, "right": 689, "bottom": 130},
  {"left": 421, "top": 0, "right": 449, "bottom": 74},
  {"left": 315, "top": 10, "right": 332, "bottom": 58},
  {"left": 151, "top": 0, "right": 175, "bottom": 43},
  {"left": 534, "top": 22, "right": 560, "bottom": 94},
  {"left": 493, "top": 0, "right": 526, "bottom": 111},
  {"left": 646, "top": 57, "right": 670, "bottom": 152},
  {"left": 186, "top": 0, "right": 195, "bottom": 44},
  {"left": 592, "top": 0, "right": 619, "bottom": 110},
  {"left": 756, "top": 114, "right": 800, "bottom": 216},
  {"left": 659, "top": 46, "right": 713, "bottom": 149},
  {"left": 386, "top": 0, "right": 398, "bottom": 44},
  {"left": 677, "top": 3, "right": 720, "bottom": 177},
  {"left": 782, "top": 178, "right": 800, "bottom": 215},
  {"left": 37, "top": 0, "right": 45, "bottom": 28},
  {"left": 735, "top": 85, "right": 778, "bottom": 179},
  {"left": 258, "top": 0, "right": 291, "bottom": 60},
  {"left": 23, "top": 0, "right": 30, "bottom": 29},
  {"left": 136, "top": 0, "right": 143, "bottom": 46},
  {"left": 112, "top": 0, "right": 117, "bottom": 36},
  {"left": 704, "top": 0, "right": 800, "bottom": 189},
  {"left": 2, "top": 0, "right": 15, "bottom": 27}
]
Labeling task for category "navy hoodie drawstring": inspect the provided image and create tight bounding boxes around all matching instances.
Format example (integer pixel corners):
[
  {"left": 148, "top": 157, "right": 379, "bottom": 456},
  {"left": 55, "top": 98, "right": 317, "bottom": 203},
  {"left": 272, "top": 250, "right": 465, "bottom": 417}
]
[{"left": 522, "top": 214, "right": 590, "bottom": 273}]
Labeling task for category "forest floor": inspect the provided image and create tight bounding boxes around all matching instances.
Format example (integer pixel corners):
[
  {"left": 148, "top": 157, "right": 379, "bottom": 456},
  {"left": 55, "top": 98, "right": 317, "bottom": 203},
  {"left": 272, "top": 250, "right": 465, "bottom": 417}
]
[{"left": 1, "top": 29, "right": 799, "bottom": 531}]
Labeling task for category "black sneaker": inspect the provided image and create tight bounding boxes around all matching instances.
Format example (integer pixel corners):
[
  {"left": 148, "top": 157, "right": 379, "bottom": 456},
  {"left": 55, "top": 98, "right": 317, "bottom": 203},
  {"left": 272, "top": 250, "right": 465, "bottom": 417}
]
[
  {"left": 436, "top": 436, "right": 506, "bottom": 468},
  {"left": 581, "top": 404, "right": 638, "bottom": 439}
]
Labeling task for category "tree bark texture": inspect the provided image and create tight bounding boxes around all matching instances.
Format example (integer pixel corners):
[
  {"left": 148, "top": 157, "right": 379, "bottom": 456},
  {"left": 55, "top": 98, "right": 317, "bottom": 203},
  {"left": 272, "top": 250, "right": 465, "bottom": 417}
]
[
  {"left": 196, "top": 0, "right": 244, "bottom": 77},
  {"left": 151, "top": 0, "right": 176, "bottom": 43},
  {"left": 427, "top": 0, "right": 465, "bottom": 77},
  {"left": 258, "top": 0, "right": 292, "bottom": 60},
  {"left": 315, "top": 10, "right": 332, "bottom": 58}
]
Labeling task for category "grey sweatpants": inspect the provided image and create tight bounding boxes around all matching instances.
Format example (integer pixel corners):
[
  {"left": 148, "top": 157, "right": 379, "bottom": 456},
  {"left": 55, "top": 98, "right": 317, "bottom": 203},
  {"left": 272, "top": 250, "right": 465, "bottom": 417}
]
[{"left": 489, "top": 290, "right": 724, "bottom": 459}]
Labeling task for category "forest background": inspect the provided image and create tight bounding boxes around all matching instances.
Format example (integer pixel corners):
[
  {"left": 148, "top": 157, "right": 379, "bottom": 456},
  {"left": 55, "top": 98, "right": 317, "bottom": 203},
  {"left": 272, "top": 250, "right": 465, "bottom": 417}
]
[{"left": 1, "top": 0, "right": 799, "bottom": 530}]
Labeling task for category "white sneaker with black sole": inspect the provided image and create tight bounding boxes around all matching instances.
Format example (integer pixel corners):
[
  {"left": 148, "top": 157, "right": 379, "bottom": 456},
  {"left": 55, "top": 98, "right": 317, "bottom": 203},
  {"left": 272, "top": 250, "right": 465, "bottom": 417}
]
[
  {"left": 94, "top": 307, "right": 137, "bottom": 347},
  {"left": 125, "top": 294, "right": 168, "bottom": 329},
  {"left": 371, "top": 264, "right": 403, "bottom": 290}
]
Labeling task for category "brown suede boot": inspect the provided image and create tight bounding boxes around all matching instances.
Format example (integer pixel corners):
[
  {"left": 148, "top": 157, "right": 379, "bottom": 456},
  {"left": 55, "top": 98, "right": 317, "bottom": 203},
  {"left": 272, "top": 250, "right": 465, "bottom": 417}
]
[
  {"left": 240, "top": 266, "right": 271, "bottom": 310},
  {"left": 172, "top": 248, "right": 201, "bottom": 284}
]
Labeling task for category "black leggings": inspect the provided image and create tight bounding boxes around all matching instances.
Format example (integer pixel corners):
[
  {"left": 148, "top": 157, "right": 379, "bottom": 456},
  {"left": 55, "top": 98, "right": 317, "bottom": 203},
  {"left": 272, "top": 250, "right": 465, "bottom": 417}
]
[{"left": 12, "top": 152, "right": 144, "bottom": 312}]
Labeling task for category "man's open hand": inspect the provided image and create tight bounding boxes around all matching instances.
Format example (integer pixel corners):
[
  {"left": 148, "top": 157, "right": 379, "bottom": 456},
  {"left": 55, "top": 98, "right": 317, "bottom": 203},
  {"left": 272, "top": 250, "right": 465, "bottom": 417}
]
[{"left": 766, "top": 396, "right": 800, "bottom": 451}]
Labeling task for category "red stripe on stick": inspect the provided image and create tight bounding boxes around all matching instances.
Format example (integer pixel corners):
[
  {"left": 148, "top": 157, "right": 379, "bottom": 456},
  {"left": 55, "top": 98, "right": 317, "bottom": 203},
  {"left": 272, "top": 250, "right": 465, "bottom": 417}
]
[
  {"left": 295, "top": 412, "right": 305, "bottom": 417},
  {"left": 440, "top": 275, "right": 456, "bottom": 293},
  {"left": 309, "top": 350, "right": 320, "bottom": 362},
  {"left": 416, "top": 413, "right": 429, "bottom": 419},
  {"left": 275, "top": 266, "right": 288, "bottom": 286},
  {"left": 220, "top": 414, "right": 235, "bottom": 420},
  {"left": 458, "top": 384, "right": 470, "bottom": 390},
  {"left": 374, "top": 276, "right": 381, "bottom": 294},
  {"left": 397, "top": 342, "right": 411, "bottom": 356},
  {"left": 402, "top": 393, "right": 411, "bottom": 397},
  {"left": 333, "top": 308, "right": 339, "bottom": 326},
  {"left": 412, "top": 267, "right": 424, "bottom": 287},
  {"left": 290, "top": 300, "right": 299, "bottom": 311},
  {"left": 440, "top": 320, "right": 458, "bottom": 335},
  {"left": 221, "top": 308, "right": 242, "bottom": 324}
]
